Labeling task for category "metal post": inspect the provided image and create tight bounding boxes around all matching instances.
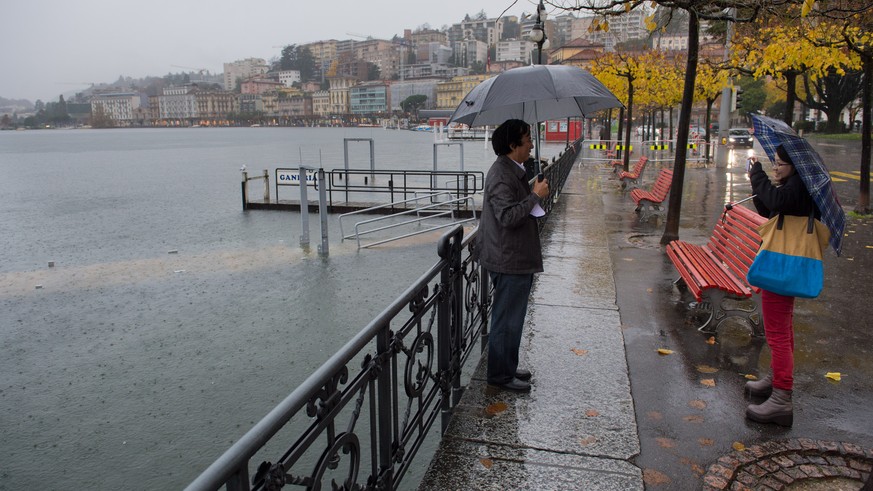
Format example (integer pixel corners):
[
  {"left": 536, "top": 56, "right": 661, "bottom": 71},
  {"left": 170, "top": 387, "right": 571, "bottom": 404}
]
[
  {"left": 317, "top": 168, "right": 329, "bottom": 257},
  {"left": 299, "top": 167, "right": 310, "bottom": 246},
  {"left": 241, "top": 169, "right": 248, "bottom": 211},
  {"left": 715, "top": 9, "right": 735, "bottom": 169},
  {"left": 263, "top": 169, "right": 270, "bottom": 203}
]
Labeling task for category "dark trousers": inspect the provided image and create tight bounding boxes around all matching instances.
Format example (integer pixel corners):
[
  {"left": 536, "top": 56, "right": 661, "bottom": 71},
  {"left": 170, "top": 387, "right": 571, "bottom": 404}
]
[{"left": 487, "top": 271, "right": 533, "bottom": 385}]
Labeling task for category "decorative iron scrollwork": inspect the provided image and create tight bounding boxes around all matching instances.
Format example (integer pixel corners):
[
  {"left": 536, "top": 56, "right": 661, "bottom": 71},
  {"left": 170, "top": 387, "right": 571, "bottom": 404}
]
[
  {"left": 309, "top": 431, "right": 362, "bottom": 491},
  {"left": 306, "top": 367, "right": 350, "bottom": 419},
  {"left": 403, "top": 331, "right": 434, "bottom": 397}
]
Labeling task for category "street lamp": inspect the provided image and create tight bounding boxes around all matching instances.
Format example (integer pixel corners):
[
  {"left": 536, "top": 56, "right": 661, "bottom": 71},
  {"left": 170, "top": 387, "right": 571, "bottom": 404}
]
[
  {"left": 528, "top": 0, "right": 549, "bottom": 64},
  {"left": 527, "top": 1, "right": 550, "bottom": 174}
]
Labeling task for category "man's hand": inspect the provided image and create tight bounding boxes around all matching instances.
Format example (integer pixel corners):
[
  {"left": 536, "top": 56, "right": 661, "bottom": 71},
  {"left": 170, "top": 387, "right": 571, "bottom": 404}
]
[{"left": 532, "top": 177, "right": 549, "bottom": 199}]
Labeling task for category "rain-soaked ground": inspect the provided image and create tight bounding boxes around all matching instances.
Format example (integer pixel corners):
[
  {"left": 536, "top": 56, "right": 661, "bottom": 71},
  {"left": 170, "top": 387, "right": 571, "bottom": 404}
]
[{"left": 605, "top": 137, "right": 873, "bottom": 489}]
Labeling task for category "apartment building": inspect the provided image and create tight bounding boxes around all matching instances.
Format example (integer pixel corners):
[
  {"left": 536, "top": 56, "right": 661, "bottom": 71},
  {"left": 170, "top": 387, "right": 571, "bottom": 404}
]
[
  {"left": 241, "top": 78, "right": 284, "bottom": 95},
  {"left": 158, "top": 86, "right": 198, "bottom": 120},
  {"left": 195, "top": 90, "right": 238, "bottom": 119},
  {"left": 328, "top": 76, "right": 357, "bottom": 114},
  {"left": 453, "top": 39, "right": 488, "bottom": 68},
  {"left": 350, "top": 81, "right": 390, "bottom": 115},
  {"left": 447, "top": 16, "right": 504, "bottom": 46},
  {"left": 496, "top": 39, "right": 533, "bottom": 63},
  {"left": 90, "top": 92, "right": 145, "bottom": 124},
  {"left": 390, "top": 79, "right": 442, "bottom": 111},
  {"left": 436, "top": 74, "right": 489, "bottom": 109},
  {"left": 355, "top": 39, "right": 401, "bottom": 79},
  {"left": 302, "top": 39, "right": 339, "bottom": 81},
  {"left": 223, "top": 58, "right": 269, "bottom": 90},
  {"left": 312, "top": 91, "right": 330, "bottom": 117},
  {"left": 584, "top": 9, "right": 648, "bottom": 51},
  {"left": 277, "top": 70, "right": 301, "bottom": 87}
]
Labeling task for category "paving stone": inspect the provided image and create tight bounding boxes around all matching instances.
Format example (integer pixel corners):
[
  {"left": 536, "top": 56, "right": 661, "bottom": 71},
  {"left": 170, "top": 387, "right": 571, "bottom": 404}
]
[
  {"left": 772, "top": 470, "right": 794, "bottom": 485},
  {"left": 729, "top": 481, "right": 752, "bottom": 491},
  {"left": 745, "top": 464, "right": 768, "bottom": 478},
  {"left": 759, "top": 459, "right": 780, "bottom": 473},
  {"left": 825, "top": 455, "right": 846, "bottom": 467},
  {"left": 784, "top": 466, "right": 809, "bottom": 480},
  {"left": 735, "top": 471, "right": 758, "bottom": 486},
  {"left": 703, "top": 474, "right": 729, "bottom": 489},
  {"left": 848, "top": 459, "right": 872, "bottom": 472},
  {"left": 759, "top": 476, "right": 785, "bottom": 490},
  {"left": 773, "top": 455, "right": 795, "bottom": 468},
  {"left": 799, "top": 464, "right": 824, "bottom": 478}
]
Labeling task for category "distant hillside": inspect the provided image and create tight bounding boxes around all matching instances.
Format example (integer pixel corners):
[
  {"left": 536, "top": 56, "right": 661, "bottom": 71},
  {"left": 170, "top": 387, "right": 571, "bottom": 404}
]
[{"left": 0, "top": 96, "right": 34, "bottom": 112}]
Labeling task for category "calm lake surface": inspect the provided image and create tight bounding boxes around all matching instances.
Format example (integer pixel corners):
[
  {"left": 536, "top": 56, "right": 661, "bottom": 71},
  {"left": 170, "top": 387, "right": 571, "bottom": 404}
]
[{"left": 0, "top": 127, "right": 573, "bottom": 490}]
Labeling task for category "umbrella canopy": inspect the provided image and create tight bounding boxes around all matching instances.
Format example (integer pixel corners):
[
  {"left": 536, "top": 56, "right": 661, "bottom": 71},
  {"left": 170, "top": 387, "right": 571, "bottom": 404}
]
[
  {"left": 449, "top": 65, "right": 623, "bottom": 127},
  {"left": 751, "top": 114, "right": 846, "bottom": 255}
]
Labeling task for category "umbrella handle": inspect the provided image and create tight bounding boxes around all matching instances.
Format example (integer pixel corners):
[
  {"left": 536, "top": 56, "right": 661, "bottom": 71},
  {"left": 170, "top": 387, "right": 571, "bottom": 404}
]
[{"left": 725, "top": 194, "right": 756, "bottom": 211}]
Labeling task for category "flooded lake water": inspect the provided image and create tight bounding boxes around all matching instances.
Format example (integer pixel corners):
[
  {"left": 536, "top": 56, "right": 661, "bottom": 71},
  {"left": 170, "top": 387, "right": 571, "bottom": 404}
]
[{"left": 0, "top": 127, "right": 571, "bottom": 490}]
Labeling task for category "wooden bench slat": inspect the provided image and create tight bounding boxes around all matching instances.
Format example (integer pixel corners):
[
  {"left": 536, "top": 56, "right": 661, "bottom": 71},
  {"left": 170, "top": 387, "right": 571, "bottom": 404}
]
[{"left": 666, "top": 204, "right": 766, "bottom": 335}]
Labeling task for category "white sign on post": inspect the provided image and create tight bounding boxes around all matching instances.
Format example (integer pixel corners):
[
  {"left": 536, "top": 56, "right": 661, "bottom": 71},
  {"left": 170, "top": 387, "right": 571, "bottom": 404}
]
[{"left": 278, "top": 170, "right": 318, "bottom": 185}]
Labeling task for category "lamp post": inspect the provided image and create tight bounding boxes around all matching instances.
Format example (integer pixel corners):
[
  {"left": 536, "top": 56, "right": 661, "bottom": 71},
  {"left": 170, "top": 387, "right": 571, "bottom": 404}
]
[
  {"left": 527, "top": 1, "right": 550, "bottom": 174},
  {"left": 528, "top": 1, "right": 549, "bottom": 65}
]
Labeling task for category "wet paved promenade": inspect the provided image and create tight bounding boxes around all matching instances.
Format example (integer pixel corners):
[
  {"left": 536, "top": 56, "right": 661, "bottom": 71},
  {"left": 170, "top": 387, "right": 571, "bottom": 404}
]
[
  {"left": 419, "top": 160, "right": 644, "bottom": 490},
  {"left": 420, "top": 139, "right": 873, "bottom": 490}
]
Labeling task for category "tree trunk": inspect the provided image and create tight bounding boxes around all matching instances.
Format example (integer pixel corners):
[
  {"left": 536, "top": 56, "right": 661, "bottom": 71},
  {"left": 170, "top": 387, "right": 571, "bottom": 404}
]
[
  {"left": 661, "top": 11, "right": 699, "bottom": 245},
  {"left": 617, "top": 106, "right": 625, "bottom": 164},
  {"left": 623, "top": 83, "right": 634, "bottom": 171},
  {"left": 859, "top": 54, "right": 871, "bottom": 214},
  {"left": 784, "top": 70, "right": 797, "bottom": 128}
]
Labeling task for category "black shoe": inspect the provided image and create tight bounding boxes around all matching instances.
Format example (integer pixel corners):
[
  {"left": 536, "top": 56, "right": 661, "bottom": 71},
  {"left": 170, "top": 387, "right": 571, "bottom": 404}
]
[
  {"left": 494, "top": 377, "right": 531, "bottom": 393},
  {"left": 515, "top": 368, "right": 532, "bottom": 381}
]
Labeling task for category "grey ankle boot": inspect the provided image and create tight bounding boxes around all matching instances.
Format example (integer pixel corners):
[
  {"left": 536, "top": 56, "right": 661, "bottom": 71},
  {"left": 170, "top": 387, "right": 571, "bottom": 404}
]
[
  {"left": 746, "top": 388, "right": 793, "bottom": 427},
  {"left": 744, "top": 371, "right": 773, "bottom": 398}
]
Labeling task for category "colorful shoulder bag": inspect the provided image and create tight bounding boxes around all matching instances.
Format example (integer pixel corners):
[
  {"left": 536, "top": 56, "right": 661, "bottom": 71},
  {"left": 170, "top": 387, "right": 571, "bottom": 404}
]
[{"left": 746, "top": 210, "right": 830, "bottom": 298}]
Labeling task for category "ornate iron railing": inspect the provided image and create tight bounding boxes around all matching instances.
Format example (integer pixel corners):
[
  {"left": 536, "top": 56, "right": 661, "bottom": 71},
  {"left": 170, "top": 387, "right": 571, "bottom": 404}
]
[{"left": 186, "top": 138, "right": 582, "bottom": 491}]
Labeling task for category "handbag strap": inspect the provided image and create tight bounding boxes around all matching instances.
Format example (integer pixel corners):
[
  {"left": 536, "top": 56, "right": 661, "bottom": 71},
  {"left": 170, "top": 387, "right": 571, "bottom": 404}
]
[{"left": 776, "top": 208, "right": 816, "bottom": 234}]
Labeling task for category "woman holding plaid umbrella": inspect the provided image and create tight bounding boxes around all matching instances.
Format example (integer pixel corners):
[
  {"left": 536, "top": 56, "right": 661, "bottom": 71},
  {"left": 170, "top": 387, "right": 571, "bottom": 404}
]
[{"left": 744, "top": 144, "right": 819, "bottom": 427}]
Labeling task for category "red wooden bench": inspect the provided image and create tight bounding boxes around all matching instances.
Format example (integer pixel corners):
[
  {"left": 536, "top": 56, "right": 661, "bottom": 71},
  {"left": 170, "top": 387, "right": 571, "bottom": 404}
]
[
  {"left": 630, "top": 168, "right": 673, "bottom": 221},
  {"left": 665, "top": 204, "right": 767, "bottom": 336},
  {"left": 617, "top": 156, "right": 648, "bottom": 189}
]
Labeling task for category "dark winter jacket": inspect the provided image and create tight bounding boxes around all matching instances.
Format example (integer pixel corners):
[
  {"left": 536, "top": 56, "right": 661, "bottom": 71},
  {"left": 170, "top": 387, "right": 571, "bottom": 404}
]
[
  {"left": 477, "top": 155, "right": 544, "bottom": 274},
  {"left": 749, "top": 161, "right": 819, "bottom": 219}
]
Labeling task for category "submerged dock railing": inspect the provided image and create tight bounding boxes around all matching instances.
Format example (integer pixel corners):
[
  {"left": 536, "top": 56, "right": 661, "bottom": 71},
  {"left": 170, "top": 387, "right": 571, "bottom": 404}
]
[{"left": 186, "top": 138, "right": 583, "bottom": 491}]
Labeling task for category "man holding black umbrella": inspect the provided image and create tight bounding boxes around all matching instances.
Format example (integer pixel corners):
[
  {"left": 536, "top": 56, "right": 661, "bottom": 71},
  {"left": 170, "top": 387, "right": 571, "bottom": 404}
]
[{"left": 478, "top": 119, "right": 549, "bottom": 393}]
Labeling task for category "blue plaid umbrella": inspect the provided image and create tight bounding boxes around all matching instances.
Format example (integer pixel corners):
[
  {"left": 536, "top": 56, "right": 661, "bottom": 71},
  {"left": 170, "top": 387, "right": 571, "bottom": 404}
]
[{"left": 751, "top": 114, "right": 846, "bottom": 255}]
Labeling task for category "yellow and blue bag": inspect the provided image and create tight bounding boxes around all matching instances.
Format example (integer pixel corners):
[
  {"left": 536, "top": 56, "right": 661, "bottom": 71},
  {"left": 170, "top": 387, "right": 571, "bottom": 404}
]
[{"left": 746, "top": 211, "right": 830, "bottom": 298}]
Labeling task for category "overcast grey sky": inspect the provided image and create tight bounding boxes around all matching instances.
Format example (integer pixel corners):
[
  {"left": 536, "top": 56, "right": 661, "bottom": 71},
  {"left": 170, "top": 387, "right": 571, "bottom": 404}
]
[{"left": 2, "top": 0, "right": 550, "bottom": 102}]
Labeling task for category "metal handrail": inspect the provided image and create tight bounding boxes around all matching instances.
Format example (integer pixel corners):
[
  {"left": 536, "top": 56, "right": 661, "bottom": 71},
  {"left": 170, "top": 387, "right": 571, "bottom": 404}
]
[
  {"left": 186, "top": 137, "right": 584, "bottom": 491},
  {"left": 351, "top": 196, "right": 478, "bottom": 249},
  {"left": 338, "top": 192, "right": 459, "bottom": 240}
]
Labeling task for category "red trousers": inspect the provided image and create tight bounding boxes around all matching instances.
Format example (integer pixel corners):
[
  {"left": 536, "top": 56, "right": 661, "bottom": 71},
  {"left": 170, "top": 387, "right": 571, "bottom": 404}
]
[{"left": 762, "top": 290, "right": 796, "bottom": 391}]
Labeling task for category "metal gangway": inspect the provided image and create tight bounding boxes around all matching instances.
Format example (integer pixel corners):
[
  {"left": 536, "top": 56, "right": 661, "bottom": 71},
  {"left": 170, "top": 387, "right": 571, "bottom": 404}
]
[{"left": 338, "top": 192, "right": 478, "bottom": 249}]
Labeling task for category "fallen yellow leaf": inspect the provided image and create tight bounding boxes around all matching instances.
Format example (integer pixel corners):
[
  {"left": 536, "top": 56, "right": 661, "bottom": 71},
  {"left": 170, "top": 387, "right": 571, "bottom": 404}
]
[
  {"left": 698, "top": 438, "right": 715, "bottom": 446},
  {"left": 579, "top": 435, "right": 597, "bottom": 446},
  {"left": 656, "top": 437, "right": 677, "bottom": 448},
  {"left": 657, "top": 348, "right": 674, "bottom": 355},
  {"left": 825, "top": 372, "right": 843, "bottom": 381},
  {"left": 706, "top": 336, "right": 716, "bottom": 345},
  {"left": 696, "top": 364, "right": 718, "bottom": 373},
  {"left": 744, "top": 374, "right": 759, "bottom": 380},
  {"left": 571, "top": 348, "right": 589, "bottom": 356},
  {"left": 479, "top": 458, "right": 493, "bottom": 469},
  {"left": 485, "top": 402, "right": 508, "bottom": 415},
  {"left": 732, "top": 442, "right": 746, "bottom": 451},
  {"left": 585, "top": 409, "right": 600, "bottom": 417},
  {"left": 689, "top": 400, "right": 707, "bottom": 410},
  {"left": 643, "top": 468, "right": 671, "bottom": 486},
  {"left": 866, "top": 245, "right": 873, "bottom": 249},
  {"left": 700, "top": 379, "right": 716, "bottom": 387}
]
